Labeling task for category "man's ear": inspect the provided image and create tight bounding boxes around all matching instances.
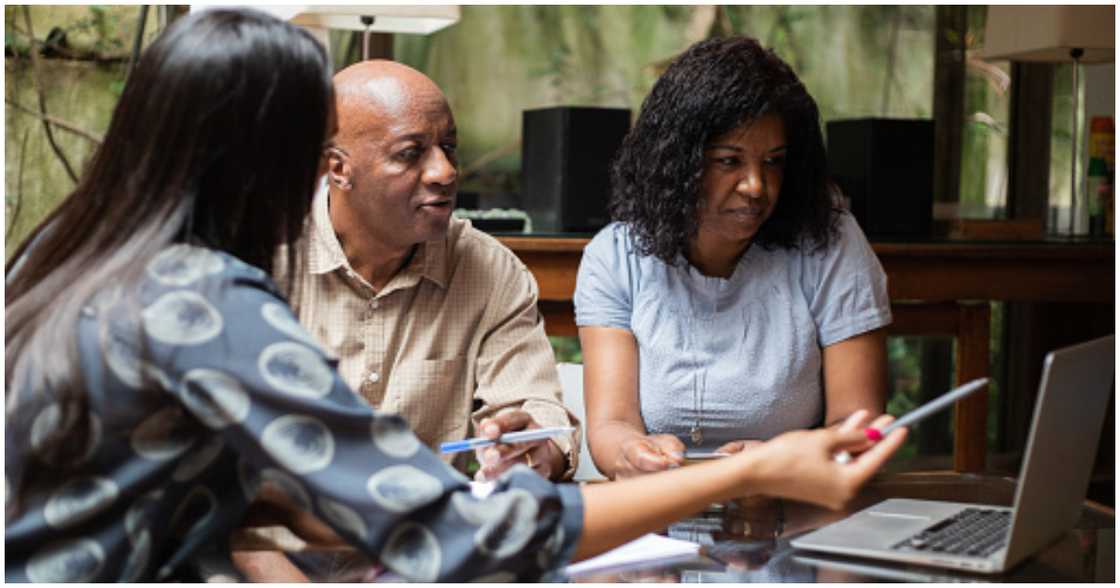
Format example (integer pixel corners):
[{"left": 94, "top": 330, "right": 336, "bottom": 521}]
[{"left": 326, "top": 148, "right": 353, "bottom": 191}]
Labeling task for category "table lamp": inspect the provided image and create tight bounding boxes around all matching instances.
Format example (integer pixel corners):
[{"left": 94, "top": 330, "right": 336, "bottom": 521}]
[
  {"left": 198, "top": 5, "right": 460, "bottom": 58},
  {"left": 977, "top": 5, "right": 1114, "bottom": 236}
]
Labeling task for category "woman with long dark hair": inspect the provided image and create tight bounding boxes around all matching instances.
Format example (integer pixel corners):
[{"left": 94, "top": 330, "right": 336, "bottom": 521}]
[
  {"left": 576, "top": 37, "right": 893, "bottom": 479},
  {"left": 5, "top": 15, "right": 904, "bottom": 582}
]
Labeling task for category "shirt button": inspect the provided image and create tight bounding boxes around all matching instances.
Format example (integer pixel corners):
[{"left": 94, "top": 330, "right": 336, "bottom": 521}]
[
  {"left": 369, "top": 299, "right": 380, "bottom": 310},
  {"left": 367, "top": 371, "right": 380, "bottom": 384}
]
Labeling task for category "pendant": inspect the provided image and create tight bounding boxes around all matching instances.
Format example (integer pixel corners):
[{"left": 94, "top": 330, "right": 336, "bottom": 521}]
[{"left": 690, "top": 425, "right": 703, "bottom": 446}]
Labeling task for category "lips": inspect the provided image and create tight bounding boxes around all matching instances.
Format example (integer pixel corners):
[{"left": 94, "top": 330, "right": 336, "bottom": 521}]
[{"left": 726, "top": 207, "right": 765, "bottom": 219}]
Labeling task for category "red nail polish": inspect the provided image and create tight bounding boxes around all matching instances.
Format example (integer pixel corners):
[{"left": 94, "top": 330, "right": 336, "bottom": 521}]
[{"left": 865, "top": 428, "right": 883, "bottom": 442}]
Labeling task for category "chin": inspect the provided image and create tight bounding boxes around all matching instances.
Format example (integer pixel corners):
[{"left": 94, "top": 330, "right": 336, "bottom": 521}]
[{"left": 418, "top": 217, "right": 452, "bottom": 242}]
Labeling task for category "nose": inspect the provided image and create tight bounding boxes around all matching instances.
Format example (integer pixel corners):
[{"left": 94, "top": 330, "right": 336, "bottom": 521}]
[
  {"left": 736, "top": 165, "right": 764, "bottom": 199},
  {"left": 423, "top": 147, "right": 458, "bottom": 187}
]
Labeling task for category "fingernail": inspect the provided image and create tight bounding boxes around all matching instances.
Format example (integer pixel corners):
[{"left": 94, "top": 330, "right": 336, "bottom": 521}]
[
  {"left": 482, "top": 448, "right": 499, "bottom": 465},
  {"left": 864, "top": 428, "right": 883, "bottom": 442},
  {"left": 483, "top": 424, "right": 500, "bottom": 438}
]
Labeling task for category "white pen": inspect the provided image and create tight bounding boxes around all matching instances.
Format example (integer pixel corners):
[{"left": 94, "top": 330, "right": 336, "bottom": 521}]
[
  {"left": 439, "top": 426, "right": 576, "bottom": 454},
  {"left": 833, "top": 378, "right": 990, "bottom": 464}
]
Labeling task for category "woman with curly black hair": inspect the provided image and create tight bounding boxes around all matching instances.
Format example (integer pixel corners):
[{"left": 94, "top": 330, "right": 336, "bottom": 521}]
[{"left": 575, "top": 37, "right": 892, "bottom": 479}]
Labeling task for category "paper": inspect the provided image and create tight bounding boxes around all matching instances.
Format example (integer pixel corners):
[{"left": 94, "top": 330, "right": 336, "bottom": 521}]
[
  {"left": 470, "top": 480, "right": 495, "bottom": 499},
  {"left": 564, "top": 533, "right": 701, "bottom": 577}
]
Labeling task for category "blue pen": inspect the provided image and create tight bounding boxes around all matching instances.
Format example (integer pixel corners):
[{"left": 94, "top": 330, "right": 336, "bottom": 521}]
[{"left": 440, "top": 426, "right": 576, "bottom": 454}]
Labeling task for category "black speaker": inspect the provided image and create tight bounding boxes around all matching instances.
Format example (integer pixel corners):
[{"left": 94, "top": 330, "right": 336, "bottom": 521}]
[
  {"left": 521, "top": 106, "right": 630, "bottom": 232},
  {"left": 826, "top": 118, "right": 934, "bottom": 238}
]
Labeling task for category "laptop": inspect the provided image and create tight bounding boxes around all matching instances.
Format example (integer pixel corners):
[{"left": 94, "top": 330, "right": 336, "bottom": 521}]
[{"left": 792, "top": 335, "right": 1114, "bottom": 574}]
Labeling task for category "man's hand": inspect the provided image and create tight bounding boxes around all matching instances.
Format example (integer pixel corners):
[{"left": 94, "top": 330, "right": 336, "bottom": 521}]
[
  {"left": 611, "top": 434, "right": 685, "bottom": 479},
  {"left": 475, "top": 410, "right": 567, "bottom": 481}
]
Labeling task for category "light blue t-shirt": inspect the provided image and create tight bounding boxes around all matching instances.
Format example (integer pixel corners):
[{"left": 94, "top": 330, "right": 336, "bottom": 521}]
[{"left": 574, "top": 212, "right": 891, "bottom": 450}]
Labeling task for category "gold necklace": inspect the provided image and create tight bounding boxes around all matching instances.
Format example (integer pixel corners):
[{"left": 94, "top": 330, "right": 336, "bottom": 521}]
[
  {"left": 690, "top": 371, "right": 705, "bottom": 445},
  {"left": 688, "top": 314, "right": 706, "bottom": 446}
]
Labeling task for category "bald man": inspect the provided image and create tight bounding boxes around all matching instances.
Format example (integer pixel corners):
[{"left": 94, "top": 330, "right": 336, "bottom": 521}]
[{"left": 278, "top": 61, "right": 579, "bottom": 481}]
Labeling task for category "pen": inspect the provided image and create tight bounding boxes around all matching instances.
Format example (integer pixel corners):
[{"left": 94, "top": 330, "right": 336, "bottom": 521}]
[
  {"left": 833, "top": 377, "right": 989, "bottom": 463},
  {"left": 865, "top": 377, "right": 989, "bottom": 441},
  {"left": 439, "top": 426, "right": 576, "bottom": 454}
]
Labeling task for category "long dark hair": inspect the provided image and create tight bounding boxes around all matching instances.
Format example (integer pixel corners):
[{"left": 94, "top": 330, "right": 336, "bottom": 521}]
[
  {"left": 5, "top": 9, "right": 332, "bottom": 477},
  {"left": 609, "top": 36, "right": 837, "bottom": 264}
]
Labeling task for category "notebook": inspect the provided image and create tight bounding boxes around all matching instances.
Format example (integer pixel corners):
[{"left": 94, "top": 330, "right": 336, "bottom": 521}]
[
  {"left": 565, "top": 533, "right": 701, "bottom": 577},
  {"left": 792, "top": 335, "right": 1114, "bottom": 574}
]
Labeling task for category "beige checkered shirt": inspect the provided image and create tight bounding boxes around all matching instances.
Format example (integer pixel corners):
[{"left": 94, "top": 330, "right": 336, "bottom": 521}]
[{"left": 277, "top": 188, "right": 578, "bottom": 478}]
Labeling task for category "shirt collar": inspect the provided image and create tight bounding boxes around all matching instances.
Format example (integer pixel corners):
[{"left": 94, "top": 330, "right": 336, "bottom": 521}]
[{"left": 307, "top": 181, "right": 450, "bottom": 290}]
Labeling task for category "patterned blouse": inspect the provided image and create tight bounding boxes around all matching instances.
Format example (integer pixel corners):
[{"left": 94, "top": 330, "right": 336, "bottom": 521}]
[{"left": 4, "top": 244, "right": 583, "bottom": 582}]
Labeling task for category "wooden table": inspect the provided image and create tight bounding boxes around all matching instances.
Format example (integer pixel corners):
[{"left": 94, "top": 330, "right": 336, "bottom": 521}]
[{"left": 496, "top": 236, "right": 1115, "bottom": 472}]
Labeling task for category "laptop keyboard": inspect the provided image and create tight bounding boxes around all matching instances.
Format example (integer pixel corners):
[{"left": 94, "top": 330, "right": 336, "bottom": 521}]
[{"left": 891, "top": 508, "right": 1011, "bottom": 558}]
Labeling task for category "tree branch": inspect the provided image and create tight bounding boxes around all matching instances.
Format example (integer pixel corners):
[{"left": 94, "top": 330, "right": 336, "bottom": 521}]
[
  {"left": 23, "top": 5, "right": 81, "bottom": 184},
  {"left": 8, "top": 130, "right": 30, "bottom": 236},
  {"left": 127, "top": 5, "right": 150, "bottom": 82},
  {"left": 5, "top": 99, "right": 104, "bottom": 145}
]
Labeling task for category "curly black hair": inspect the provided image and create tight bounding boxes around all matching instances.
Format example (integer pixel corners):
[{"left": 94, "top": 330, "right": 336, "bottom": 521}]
[{"left": 610, "top": 36, "right": 838, "bottom": 264}]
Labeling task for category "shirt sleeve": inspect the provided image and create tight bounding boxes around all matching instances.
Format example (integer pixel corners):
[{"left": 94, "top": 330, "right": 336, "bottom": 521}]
[
  {"left": 471, "top": 248, "right": 581, "bottom": 480},
  {"left": 802, "top": 212, "right": 893, "bottom": 347},
  {"left": 143, "top": 259, "right": 583, "bottom": 581},
  {"left": 574, "top": 224, "right": 634, "bottom": 330}
]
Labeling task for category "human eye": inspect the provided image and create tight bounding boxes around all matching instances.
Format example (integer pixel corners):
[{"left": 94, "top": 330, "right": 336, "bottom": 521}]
[
  {"left": 440, "top": 141, "right": 458, "bottom": 158},
  {"left": 394, "top": 145, "right": 422, "bottom": 162},
  {"left": 764, "top": 154, "right": 786, "bottom": 167}
]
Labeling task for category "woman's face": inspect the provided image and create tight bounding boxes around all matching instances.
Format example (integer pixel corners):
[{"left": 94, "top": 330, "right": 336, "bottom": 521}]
[{"left": 696, "top": 112, "right": 787, "bottom": 247}]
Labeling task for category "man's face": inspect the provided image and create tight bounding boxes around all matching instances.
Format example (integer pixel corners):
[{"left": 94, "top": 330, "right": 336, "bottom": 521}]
[{"left": 330, "top": 80, "right": 458, "bottom": 250}]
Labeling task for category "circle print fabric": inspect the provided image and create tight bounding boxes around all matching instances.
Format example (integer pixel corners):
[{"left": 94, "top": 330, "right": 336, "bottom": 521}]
[
  {"left": 178, "top": 369, "right": 250, "bottom": 429},
  {"left": 261, "top": 415, "right": 335, "bottom": 474},
  {"left": 258, "top": 342, "right": 334, "bottom": 399},
  {"left": 452, "top": 488, "right": 538, "bottom": 558},
  {"left": 366, "top": 465, "right": 445, "bottom": 513},
  {"left": 44, "top": 477, "right": 119, "bottom": 530},
  {"left": 141, "top": 291, "right": 223, "bottom": 346},
  {"left": 317, "top": 496, "right": 369, "bottom": 542},
  {"left": 131, "top": 406, "right": 195, "bottom": 461},
  {"left": 30, "top": 403, "right": 101, "bottom": 466},
  {"left": 146, "top": 244, "right": 225, "bottom": 286},
  {"left": 371, "top": 416, "right": 421, "bottom": 458},
  {"left": 261, "top": 302, "right": 319, "bottom": 345},
  {"left": 26, "top": 538, "right": 105, "bottom": 582},
  {"left": 382, "top": 522, "right": 442, "bottom": 582}
]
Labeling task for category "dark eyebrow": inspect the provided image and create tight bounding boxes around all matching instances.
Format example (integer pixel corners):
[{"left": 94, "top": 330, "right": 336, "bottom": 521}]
[
  {"left": 702, "top": 144, "right": 788, "bottom": 153},
  {"left": 393, "top": 133, "right": 428, "bottom": 145},
  {"left": 704, "top": 143, "right": 742, "bottom": 152}
]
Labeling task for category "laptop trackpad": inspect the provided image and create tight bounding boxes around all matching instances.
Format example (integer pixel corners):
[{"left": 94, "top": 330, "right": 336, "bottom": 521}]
[{"left": 815, "top": 511, "right": 933, "bottom": 549}]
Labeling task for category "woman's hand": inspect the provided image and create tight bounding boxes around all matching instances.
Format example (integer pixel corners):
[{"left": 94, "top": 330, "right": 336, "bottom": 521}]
[
  {"left": 612, "top": 434, "right": 686, "bottom": 478},
  {"left": 742, "top": 414, "right": 907, "bottom": 511},
  {"left": 715, "top": 439, "right": 764, "bottom": 454}
]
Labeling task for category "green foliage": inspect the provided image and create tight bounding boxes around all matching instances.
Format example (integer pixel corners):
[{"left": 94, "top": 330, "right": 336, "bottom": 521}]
[
  {"left": 108, "top": 78, "right": 125, "bottom": 97},
  {"left": 69, "top": 5, "right": 125, "bottom": 55},
  {"left": 549, "top": 336, "right": 582, "bottom": 364}
]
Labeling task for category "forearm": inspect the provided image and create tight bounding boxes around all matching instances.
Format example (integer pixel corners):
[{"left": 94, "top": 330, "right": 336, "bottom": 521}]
[
  {"left": 588, "top": 419, "right": 648, "bottom": 478},
  {"left": 232, "top": 550, "right": 311, "bottom": 582},
  {"left": 573, "top": 452, "right": 757, "bottom": 560}
]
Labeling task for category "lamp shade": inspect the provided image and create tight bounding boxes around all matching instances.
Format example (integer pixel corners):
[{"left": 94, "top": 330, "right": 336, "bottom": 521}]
[
  {"left": 271, "top": 5, "right": 459, "bottom": 35},
  {"left": 978, "top": 5, "right": 1114, "bottom": 63}
]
